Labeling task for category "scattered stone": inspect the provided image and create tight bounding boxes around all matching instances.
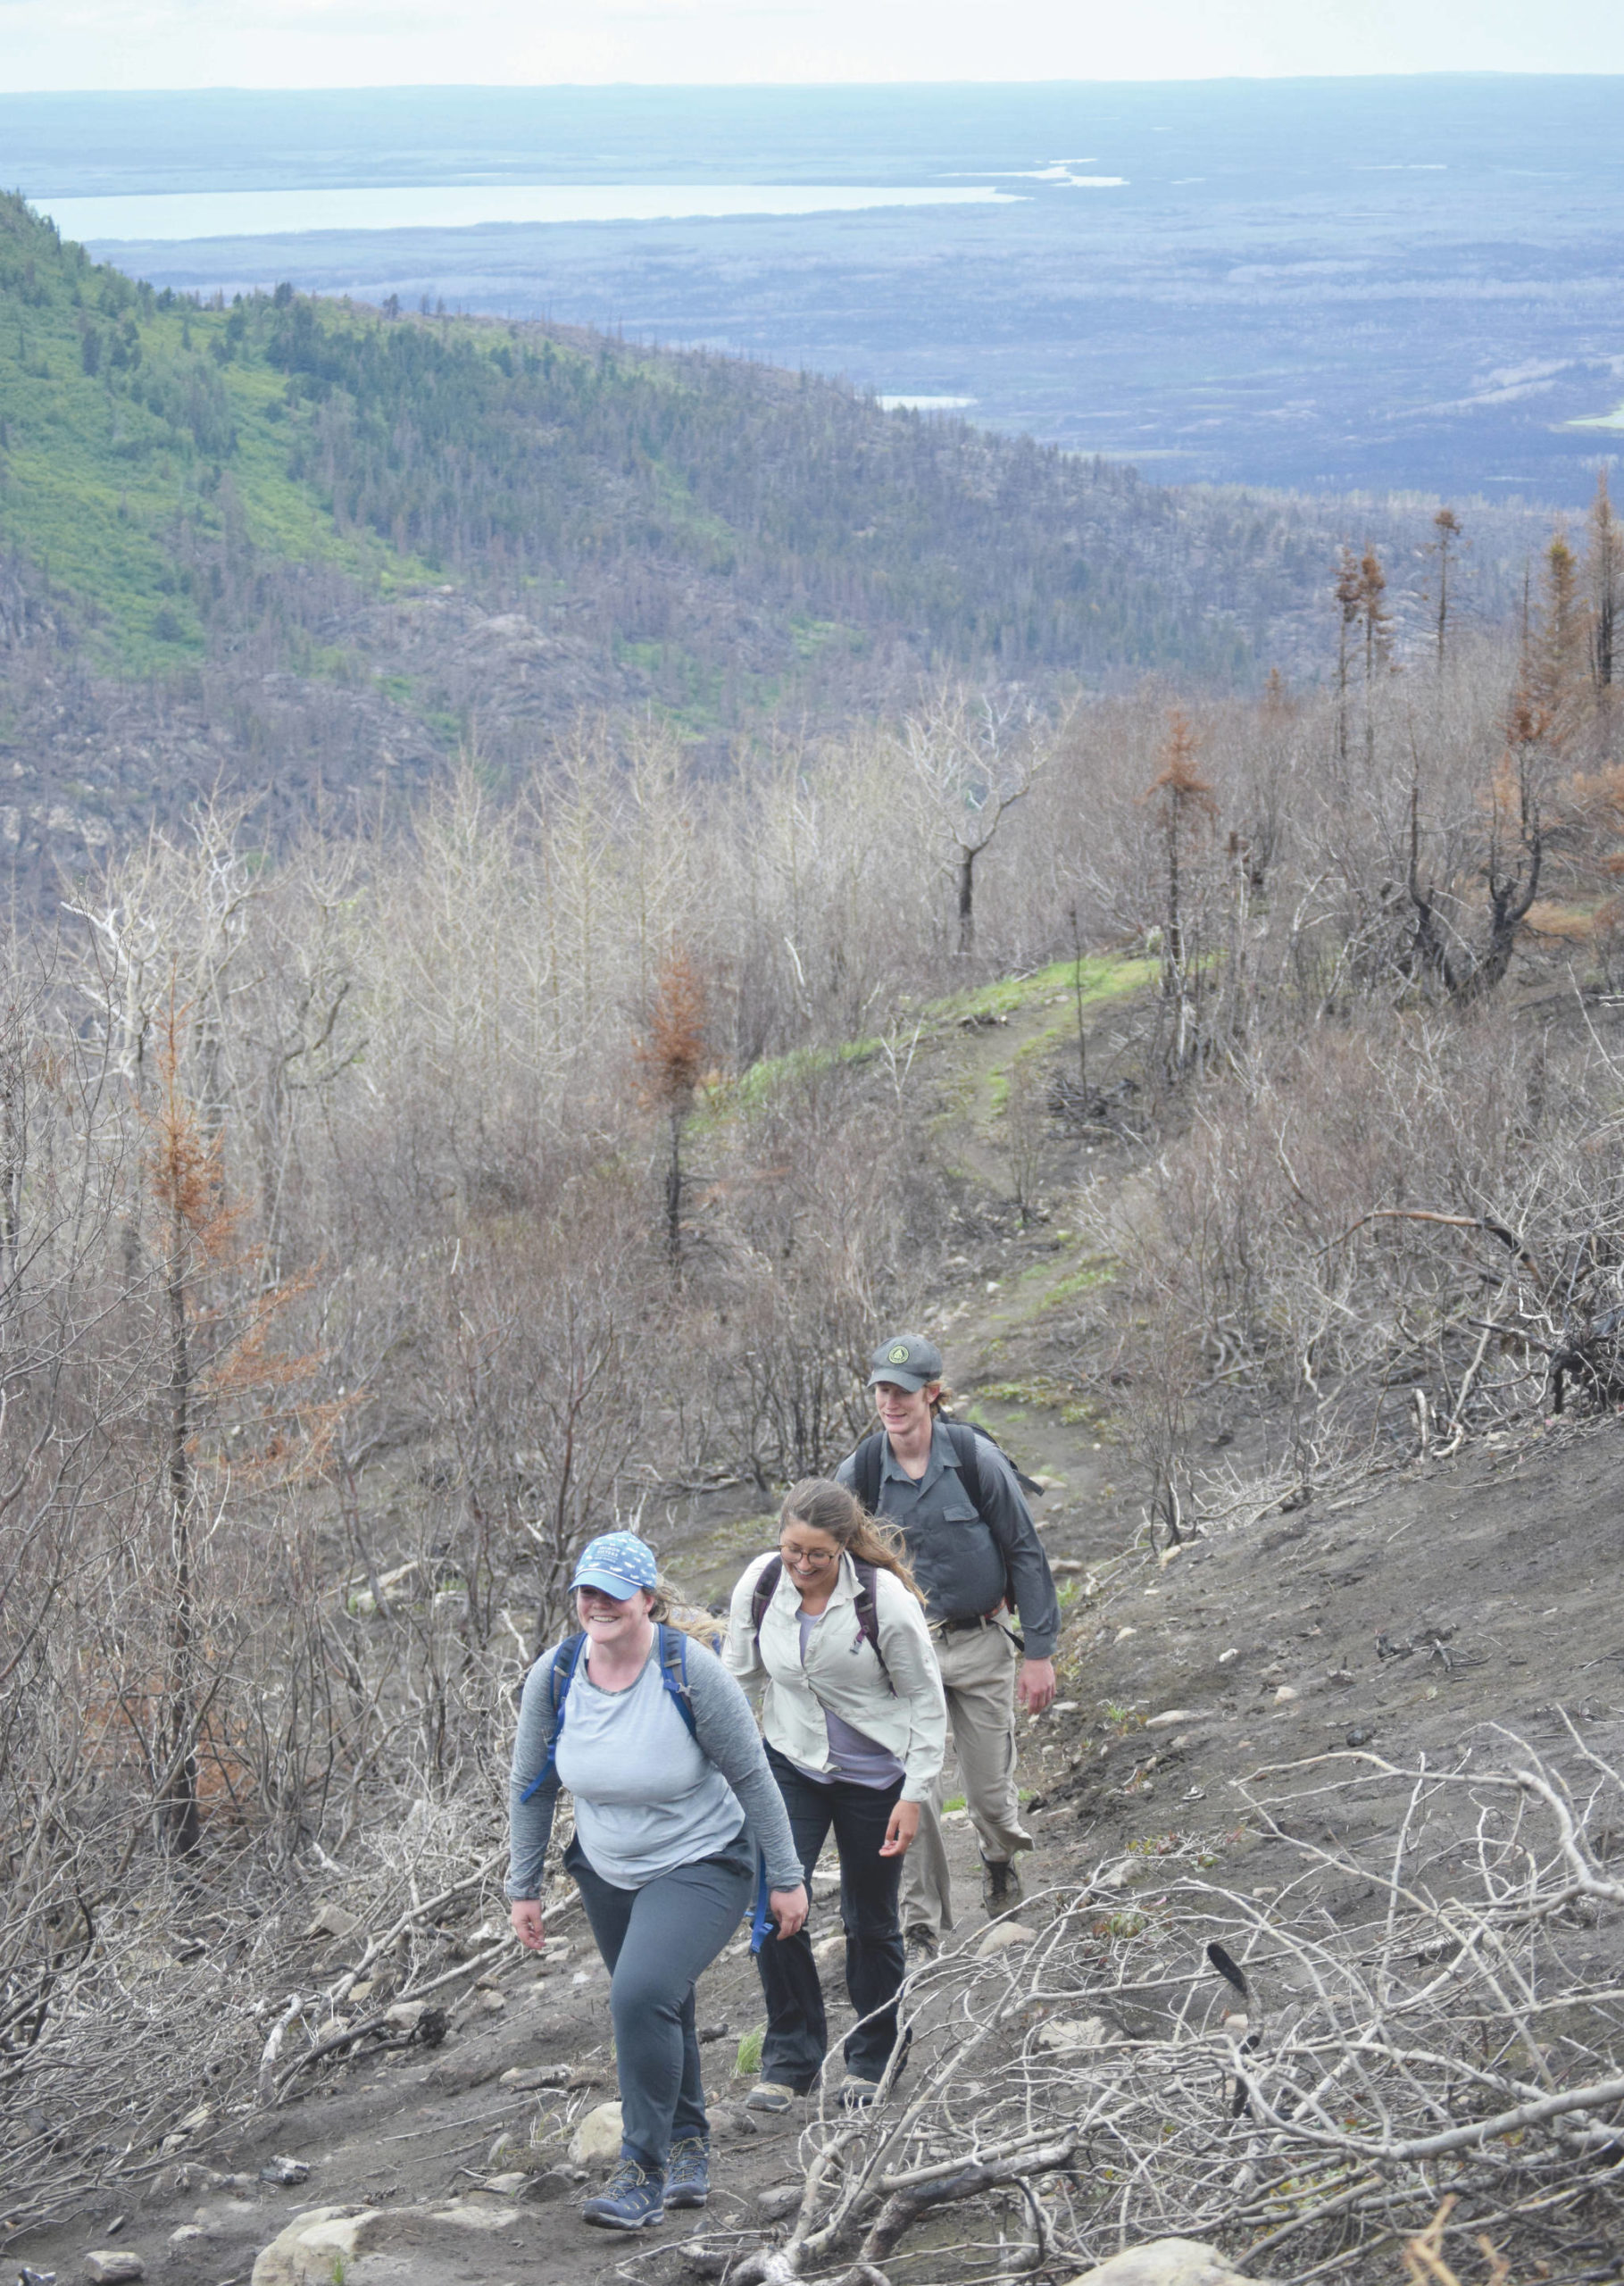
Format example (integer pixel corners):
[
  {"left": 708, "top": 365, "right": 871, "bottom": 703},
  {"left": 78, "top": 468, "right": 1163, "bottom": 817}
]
[
  {"left": 1062, "top": 2236, "right": 1266, "bottom": 2286},
  {"left": 302, "top": 1902, "right": 362, "bottom": 1942},
  {"left": 1274, "top": 1685, "right": 1299, "bottom": 1705},
  {"left": 348, "top": 1977, "right": 377, "bottom": 2004},
  {"left": 167, "top": 2226, "right": 207, "bottom": 2248},
  {"left": 517, "top": 2167, "right": 577, "bottom": 2205},
  {"left": 812, "top": 1932, "right": 843, "bottom": 1962},
  {"left": 427, "top": 2201, "right": 521, "bottom": 2232},
  {"left": 478, "top": 1990, "right": 506, "bottom": 2015},
  {"left": 566, "top": 2102, "right": 623, "bottom": 2165},
  {"left": 1145, "top": 1709, "right": 1203, "bottom": 1731},
  {"left": 1039, "top": 2015, "right": 1110, "bottom": 2052},
  {"left": 84, "top": 2257, "right": 146, "bottom": 2283},
  {"left": 811, "top": 1870, "right": 841, "bottom": 1899},
  {"left": 707, "top": 2104, "right": 759, "bottom": 2143},
  {"left": 1217, "top": 1648, "right": 1239, "bottom": 1665},
  {"left": 756, "top": 2183, "right": 804, "bottom": 2220},
  {"left": 497, "top": 2063, "right": 570, "bottom": 2090},
  {"left": 1345, "top": 1725, "right": 1375, "bottom": 1747},
  {"left": 697, "top": 2021, "right": 730, "bottom": 2044},
  {"left": 1050, "top": 1698, "right": 1080, "bottom": 1712},
  {"left": 483, "top": 2173, "right": 527, "bottom": 2196},
  {"left": 249, "top": 2200, "right": 521, "bottom": 2286},
  {"left": 258, "top": 2157, "right": 310, "bottom": 2187},
  {"left": 565, "top": 2064, "right": 605, "bottom": 2090},
  {"left": 975, "top": 1922, "right": 1037, "bottom": 1957},
  {"left": 18, "top": 2266, "right": 55, "bottom": 2285},
  {"left": 1113, "top": 1626, "right": 1137, "bottom": 1644}
]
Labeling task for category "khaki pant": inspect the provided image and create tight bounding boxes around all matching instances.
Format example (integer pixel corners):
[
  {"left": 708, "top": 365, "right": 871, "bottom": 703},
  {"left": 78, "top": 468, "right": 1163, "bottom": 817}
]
[{"left": 902, "top": 1620, "right": 1033, "bottom": 1936}]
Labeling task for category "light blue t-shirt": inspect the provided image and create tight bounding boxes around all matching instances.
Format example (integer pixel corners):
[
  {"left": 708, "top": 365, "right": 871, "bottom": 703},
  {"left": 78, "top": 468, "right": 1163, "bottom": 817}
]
[
  {"left": 554, "top": 1650, "right": 746, "bottom": 1885},
  {"left": 794, "top": 1611, "right": 907, "bottom": 1791}
]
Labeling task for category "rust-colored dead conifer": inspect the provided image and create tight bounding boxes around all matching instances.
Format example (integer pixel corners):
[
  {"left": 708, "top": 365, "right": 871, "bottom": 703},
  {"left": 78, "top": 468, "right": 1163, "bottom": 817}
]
[{"left": 635, "top": 947, "right": 708, "bottom": 1264}]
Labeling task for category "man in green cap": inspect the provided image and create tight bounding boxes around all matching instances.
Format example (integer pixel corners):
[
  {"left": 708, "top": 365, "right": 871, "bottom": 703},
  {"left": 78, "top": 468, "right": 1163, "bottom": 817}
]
[{"left": 835, "top": 1333, "right": 1060, "bottom": 1953}]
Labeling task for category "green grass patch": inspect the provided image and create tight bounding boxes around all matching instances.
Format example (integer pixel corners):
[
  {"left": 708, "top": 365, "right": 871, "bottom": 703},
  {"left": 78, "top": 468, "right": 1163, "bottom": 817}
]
[{"left": 735, "top": 2024, "right": 766, "bottom": 2077}]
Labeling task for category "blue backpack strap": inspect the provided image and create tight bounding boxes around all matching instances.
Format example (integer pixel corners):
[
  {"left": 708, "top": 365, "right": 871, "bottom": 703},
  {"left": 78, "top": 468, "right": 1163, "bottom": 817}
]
[
  {"left": 749, "top": 1853, "right": 775, "bottom": 1954},
  {"left": 520, "top": 1631, "right": 586, "bottom": 1802},
  {"left": 656, "top": 1623, "right": 698, "bottom": 1740}
]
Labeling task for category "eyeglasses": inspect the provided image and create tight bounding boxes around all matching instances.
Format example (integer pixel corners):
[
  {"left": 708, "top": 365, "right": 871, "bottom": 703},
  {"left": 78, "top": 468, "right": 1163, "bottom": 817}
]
[{"left": 779, "top": 1542, "right": 836, "bottom": 1572}]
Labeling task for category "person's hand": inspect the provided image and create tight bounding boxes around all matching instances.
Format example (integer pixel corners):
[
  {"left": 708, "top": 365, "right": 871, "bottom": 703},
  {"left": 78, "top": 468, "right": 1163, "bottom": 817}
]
[
  {"left": 1017, "top": 1656, "right": 1056, "bottom": 1714},
  {"left": 770, "top": 1883, "right": 810, "bottom": 1939},
  {"left": 879, "top": 1800, "right": 920, "bottom": 1857},
  {"left": 510, "top": 1899, "right": 546, "bottom": 1952}
]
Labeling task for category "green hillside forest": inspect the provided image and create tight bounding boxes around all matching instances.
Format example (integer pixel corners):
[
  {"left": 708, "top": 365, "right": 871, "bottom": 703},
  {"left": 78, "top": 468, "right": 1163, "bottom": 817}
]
[{"left": 0, "top": 189, "right": 1545, "bottom": 900}]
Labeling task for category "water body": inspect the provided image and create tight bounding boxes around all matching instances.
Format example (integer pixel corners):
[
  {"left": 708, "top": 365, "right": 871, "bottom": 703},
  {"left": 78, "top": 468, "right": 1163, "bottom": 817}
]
[
  {"left": 5, "top": 79, "right": 1621, "bottom": 504},
  {"left": 43, "top": 183, "right": 1015, "bottom": 239}
]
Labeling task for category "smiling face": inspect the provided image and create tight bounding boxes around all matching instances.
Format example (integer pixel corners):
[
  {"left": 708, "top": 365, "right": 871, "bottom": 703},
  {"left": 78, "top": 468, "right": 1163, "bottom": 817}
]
[
  {"left": 779, "top": 1516, "right": 843, "bottom": 1585},
  {"left": 575, "top": 1582, "right": 655, "bottom": 1648},
  {"left": 872, "top": 1377, "right": 941, "bottom": 1444}
]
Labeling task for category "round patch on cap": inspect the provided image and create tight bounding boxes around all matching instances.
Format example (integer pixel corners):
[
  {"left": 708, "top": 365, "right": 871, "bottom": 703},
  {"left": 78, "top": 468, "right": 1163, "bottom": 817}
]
[{"left": 888, "top": 1343, "right": 911, "bottom": 1364}]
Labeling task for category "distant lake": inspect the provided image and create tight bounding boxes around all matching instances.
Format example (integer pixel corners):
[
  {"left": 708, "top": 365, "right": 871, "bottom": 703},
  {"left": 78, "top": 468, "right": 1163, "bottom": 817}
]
[
  {"left": 7, "top": 79, "right": 1623, "bottom": 504},
  {"left": 43, "top": 183, "right": 1016, "bottom": 241}
]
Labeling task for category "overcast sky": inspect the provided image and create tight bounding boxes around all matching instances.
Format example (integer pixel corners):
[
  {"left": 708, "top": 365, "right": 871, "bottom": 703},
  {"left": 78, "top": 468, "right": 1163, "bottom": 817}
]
[{"left": 2, "top": 0, "right": 1620, "bottom": 91}]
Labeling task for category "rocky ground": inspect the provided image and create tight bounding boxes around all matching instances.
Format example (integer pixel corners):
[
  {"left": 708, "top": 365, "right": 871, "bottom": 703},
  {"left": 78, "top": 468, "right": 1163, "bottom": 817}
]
[{"left": 14, "top": 978, "right": 1624, "bottom": 2286}]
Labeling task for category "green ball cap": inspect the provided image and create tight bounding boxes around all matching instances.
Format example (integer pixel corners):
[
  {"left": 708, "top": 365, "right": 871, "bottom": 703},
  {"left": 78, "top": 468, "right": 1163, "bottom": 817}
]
[{"left": 865, "top": 1333, "right": 943, "bottom": 1392}]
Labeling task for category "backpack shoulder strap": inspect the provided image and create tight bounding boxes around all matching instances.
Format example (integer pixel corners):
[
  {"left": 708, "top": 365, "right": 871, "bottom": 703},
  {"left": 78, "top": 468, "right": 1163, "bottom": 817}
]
[
  {"left": 941, "top": 1418, "right": 987, "bottom": 1513},
  {"left": 750, "top": 1555, "right": 784, "bottom": 1640},
  {"left": 853, "top": 1431, "right": 887, "bottom": 1514},
  {"left": 943, "top": 1416, "right": 1045, "bottom": 1506},
  {"left": 549, "top": 1631, "right": 587, "bottom": 1713},
  {"left": 850, "top": 1558, "right": 883, "bottom": 1658},
  {"left": 656, "top": 1622, "right": 699, "bottom": 1740},
  {"left": 521, "top": 1632, "right": 586, "bottom": 1802}
]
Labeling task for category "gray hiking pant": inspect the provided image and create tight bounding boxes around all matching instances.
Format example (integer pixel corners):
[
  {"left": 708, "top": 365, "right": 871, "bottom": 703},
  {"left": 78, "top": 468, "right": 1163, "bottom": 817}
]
[
  {"left": 566, "top": 1831, "right": 754, "bottom": 2171},
  {"left": 901, "top": 1619, "right": 1034, "bottom": 1936}
]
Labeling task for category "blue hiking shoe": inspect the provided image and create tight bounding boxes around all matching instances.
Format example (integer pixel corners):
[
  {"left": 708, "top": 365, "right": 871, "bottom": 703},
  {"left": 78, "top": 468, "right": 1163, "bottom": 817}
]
[
  {"left": 581, "top": 2157, "right": 666, "bottom": 2230},
  {"left": 664, "top": 2136, "right": 710, "bottom": 2208}
]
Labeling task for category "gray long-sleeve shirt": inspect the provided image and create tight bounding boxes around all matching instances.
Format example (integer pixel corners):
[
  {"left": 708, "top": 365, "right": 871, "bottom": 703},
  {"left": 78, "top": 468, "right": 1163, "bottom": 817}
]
[
  {"left": 507, "top": 1631, "right": 803, "bottom": 1899},
  {"left": 836, "top": 1422, "right": 1062, "bottom": 1659}
]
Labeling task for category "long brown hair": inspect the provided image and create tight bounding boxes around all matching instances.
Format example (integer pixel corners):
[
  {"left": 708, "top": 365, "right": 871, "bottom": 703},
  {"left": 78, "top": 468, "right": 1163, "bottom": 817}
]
[{"left": 779, "top": 1479, "right": 925, "bottom": 1605}]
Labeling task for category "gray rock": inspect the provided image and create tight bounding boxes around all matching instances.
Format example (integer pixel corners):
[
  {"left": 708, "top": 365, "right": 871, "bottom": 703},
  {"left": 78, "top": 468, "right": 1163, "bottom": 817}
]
[
  {"left": 302, "top": 1902, "right": 362, "bottom": 1941},
  {"left": 976, "top": 1921, "right": 1038, "bottom": 1957},
  {"left": 517, "top": 2168, "right": 577, "bottom": 2205},
  {"left": 566, "top": 2101, "right": 623, "bottom": 2165},
  {"left": 1062, "top": 2238, "right": 1268, "bottom": 2286},
  {"left": 83, "top": 2257, "right": 146, "bottom": 2283}
]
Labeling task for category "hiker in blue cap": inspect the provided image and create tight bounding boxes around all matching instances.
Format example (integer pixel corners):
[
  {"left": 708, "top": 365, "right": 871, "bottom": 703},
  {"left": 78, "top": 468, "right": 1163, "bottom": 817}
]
[{"left": 508, "top": 1531, "right": 807, "bottom": 2232}]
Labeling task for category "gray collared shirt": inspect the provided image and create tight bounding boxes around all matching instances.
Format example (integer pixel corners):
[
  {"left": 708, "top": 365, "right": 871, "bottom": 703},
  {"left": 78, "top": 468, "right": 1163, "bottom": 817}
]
[{"left": 836, "top": 1422, "right": 1061, "bottom": 1659}]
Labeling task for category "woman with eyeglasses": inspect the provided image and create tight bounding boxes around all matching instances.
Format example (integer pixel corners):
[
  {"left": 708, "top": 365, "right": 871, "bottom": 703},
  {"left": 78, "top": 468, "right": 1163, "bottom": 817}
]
[
  {"left": 723, "top": 1479, "right": 945, "bottom": 2112},
  {"left": 508, "top": 1531, "right": 808, "bottom": 2232}
]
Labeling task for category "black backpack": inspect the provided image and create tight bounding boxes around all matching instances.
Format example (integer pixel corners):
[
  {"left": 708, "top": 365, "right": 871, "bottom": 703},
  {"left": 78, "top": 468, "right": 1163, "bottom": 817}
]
[{"left": 850, "top": 1418, "right": 1045, "bottom": 1515}]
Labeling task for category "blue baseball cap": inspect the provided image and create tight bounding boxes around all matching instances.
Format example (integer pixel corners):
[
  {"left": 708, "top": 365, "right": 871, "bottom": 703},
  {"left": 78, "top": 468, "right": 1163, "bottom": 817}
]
[{"left": 570, "top": 1531, "right": 659, "bottom": 1599}]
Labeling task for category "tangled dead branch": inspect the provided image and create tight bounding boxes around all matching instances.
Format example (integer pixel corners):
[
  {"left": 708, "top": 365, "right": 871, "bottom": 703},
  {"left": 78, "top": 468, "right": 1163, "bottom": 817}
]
[{"left": 686, "top": 1726, "right": 1624, "bottom": 2286}]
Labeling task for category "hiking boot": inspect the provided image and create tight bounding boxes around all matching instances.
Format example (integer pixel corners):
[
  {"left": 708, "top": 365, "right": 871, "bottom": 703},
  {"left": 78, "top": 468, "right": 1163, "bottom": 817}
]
[
  {"left": 982, "top": 1857, "right": 1023, "bottom": 1913},
  {"left": 664, "top": 2137, "right": 710, "bottom": 2208},
  {"left": 745, "top": 2081, "right": 800, "bottom": 2114},
  {"left": 581, "top": 2157, "right": 665, "bottom": 2230},
  {"left": 839, "top": 2074, "right": 884, "bottom": 2109},
  {"left": 904, "top": 1924, "right": 939, "bottom": 1965}
]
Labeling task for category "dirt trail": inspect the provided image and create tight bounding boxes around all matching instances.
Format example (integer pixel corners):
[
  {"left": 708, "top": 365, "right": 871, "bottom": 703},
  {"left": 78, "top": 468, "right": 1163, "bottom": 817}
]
[{"left": 23, "top": 968, "right": 1624, "bottom": 2285}]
